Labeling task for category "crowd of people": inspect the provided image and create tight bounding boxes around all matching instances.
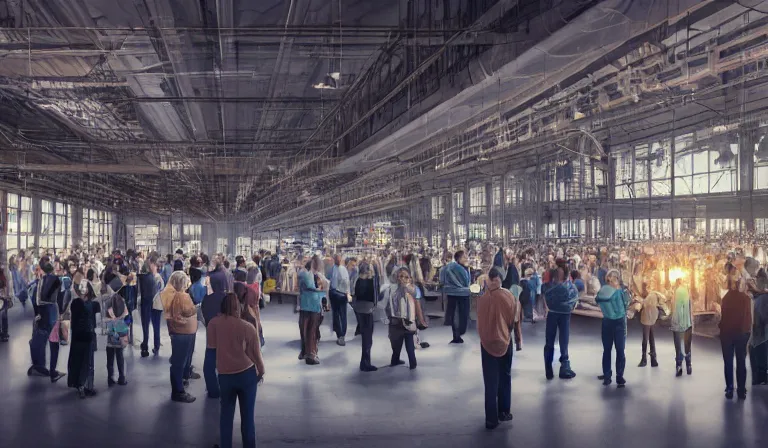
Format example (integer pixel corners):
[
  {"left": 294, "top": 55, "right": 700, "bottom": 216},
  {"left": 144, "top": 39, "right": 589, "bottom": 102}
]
[
  {"left": 0, "top": 246, "right": 265, "bottom": 448},
  {"left": 0, "top": 237, "right": 767, "bottom": 438}
]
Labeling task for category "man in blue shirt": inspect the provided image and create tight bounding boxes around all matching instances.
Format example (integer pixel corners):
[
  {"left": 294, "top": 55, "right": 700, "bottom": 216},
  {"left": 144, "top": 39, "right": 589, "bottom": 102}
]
[
  {"left": 440, "top": 250, "right": 471, "bottom": 344},
  {"left": 543, "top": 267, "right": 578, "bottom": 380}
]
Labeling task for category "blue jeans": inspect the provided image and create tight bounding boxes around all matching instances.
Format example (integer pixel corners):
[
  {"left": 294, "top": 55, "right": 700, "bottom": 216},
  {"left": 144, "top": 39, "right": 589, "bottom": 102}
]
[
  {"left": 329, "top": 289, "right": 348, "bottom": 338},
  {"left": 544, "top": 312, "right": 571, "bottom": 365},
  {"left": 204, "top": 347, "right": 220, "bottom": 398},
  {"left": 30, "top": 327, "right": 59, "bottom": 376},
  {"left": 218, "top": 366, "right": 258, "bottom": 448},
  {"left": 481, "top": 344, "right": 513, "bottom": 425},
  {"left": 140, "top": 304, "right": 163, "bottom": 352},
  {"left": 447, "top": 295, "right": 469, "bottom": 340},
  {"left": 601, "top": 318, "right": 627, "bottom": 380},
  {"left": 721, "top": 332, "right": 750, "bottom": 394},
  {"left": 169, "top": 333, "right": 195, "bottom": 394}
]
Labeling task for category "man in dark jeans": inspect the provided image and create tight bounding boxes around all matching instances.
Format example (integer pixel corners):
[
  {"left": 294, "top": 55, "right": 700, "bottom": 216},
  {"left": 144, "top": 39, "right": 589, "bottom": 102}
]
[
  {"left": 543, "top": 268, "right": 578, "bottom": 380},
  {"left": 720, "top": 267, "right": 753, "bottom": 400},
  {"left": 440, "top": 250, "right": 471, "bottom": 344},
  {"left": 477, "top": 268, "right": 517, "bottom": 430},
  {"left": 28, "top": 263, "right": 66, "bottom": 382},
  {"left": 329, "top": 255, "right": 351, "bottom": 346}
]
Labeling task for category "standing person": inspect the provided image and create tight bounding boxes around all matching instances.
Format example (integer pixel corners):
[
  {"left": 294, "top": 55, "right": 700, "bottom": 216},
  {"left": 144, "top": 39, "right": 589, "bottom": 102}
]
[
  {"left": 353, "top": 261, "right": 377, "bottom": 372},
  {"left": 67, "top": 270, "right": 100, "bottom": 397},
  {"left": 638, "top": 281, "right": 662, "bottom": 367},
  {"left": 384, "top": 267, "right": 418, "bottom": 369},
  {"left": 207, "top": 293, "right": 265, "bottom": 448},
  {"left": 720, "top": 266, "right": 753, "bottom": 399},
  {"left": 0, "top": 255, "right": 12, "bottom": 342},
  {"left": 138, "top": 257, "right": 164, "bottom": 357},
  {"left": 501, "top": 252, "right": 519, "bottom": 289},
  {"left": 162, "top": 271, "right": 198, "bottom": 403},
  {"left": 202, "top": 265, "right": 228, "bottom": 399},
  {"left": 30, "top": 260, "right": 66, "bottom": 382},
  {"left": 329, "top": 254, "right": 351, "bottom": 346},
  {"left": 173, "top": 249, "right": 185, "bottom": 272},
  {"left": 476, "top": 268, "right": 517, "bottom": 430},
  {"left": 162, "top": 254, "right": 173, "bottom": 284},
  {"left": 595, "top": 270, "right": 631, "bottom": 388},
  {"left": 105, "top": 291, "right": 129, "bottom": 387},
  {"left": 440, "top": 251, "right": 471, "bottom": 344},
  {"left": 298, "top": 257, "right": 324, "bottom": 365},
  {"left": 751, "top": 271, "right": 768, "bottom": 386},
  {"left": 670, "top": 278, "right": 693, "bottom": 377},
  {"left": 543, "top": 268, "right": 578, "bottom": 380},
  {"left": 10, "top": 254, "right": 29, "bottom": 311}
]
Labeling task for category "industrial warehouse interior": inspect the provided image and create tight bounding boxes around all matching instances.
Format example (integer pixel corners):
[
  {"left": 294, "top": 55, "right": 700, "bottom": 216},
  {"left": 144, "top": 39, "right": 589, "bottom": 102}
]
[{"left": 1, "top": 0, "right": 768, "bottom": 447}]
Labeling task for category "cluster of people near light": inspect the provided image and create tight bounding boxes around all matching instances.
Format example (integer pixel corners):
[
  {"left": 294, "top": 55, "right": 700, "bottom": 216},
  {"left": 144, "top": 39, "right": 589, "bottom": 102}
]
[{"left": 0, "top": 238, "right": 766, "bottom": 441}]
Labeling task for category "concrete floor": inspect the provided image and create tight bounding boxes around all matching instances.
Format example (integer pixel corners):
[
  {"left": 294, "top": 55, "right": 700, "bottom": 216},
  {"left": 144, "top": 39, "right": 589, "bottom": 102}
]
[{"left": 0, "top": 303, "right": 767, "bottom": 448}]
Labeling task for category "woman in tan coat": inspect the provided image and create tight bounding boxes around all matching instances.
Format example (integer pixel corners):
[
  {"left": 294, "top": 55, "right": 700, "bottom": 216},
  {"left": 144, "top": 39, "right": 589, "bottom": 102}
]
[{"left": 163, "top": 271, "right": 198, "bottom": 403}]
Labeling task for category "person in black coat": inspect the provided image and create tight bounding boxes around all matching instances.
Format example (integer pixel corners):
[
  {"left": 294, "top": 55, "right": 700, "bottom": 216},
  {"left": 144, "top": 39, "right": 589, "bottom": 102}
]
[
  {"left": 67, "top": 270, "right": 100, "bottom": 398},
  {"left": 353, "top": 261, "right": 377, "bottom": 372},
  {"left": 201, "top": 266, "right": 228, "bottom": 399}
]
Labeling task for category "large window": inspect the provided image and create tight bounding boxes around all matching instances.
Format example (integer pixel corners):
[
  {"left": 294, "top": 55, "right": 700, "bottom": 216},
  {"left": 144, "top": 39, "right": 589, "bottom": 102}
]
[
  {"left": 131, "top": 225, "right": 159, "bottom": 254},
  {"left": 650, "top": 218, "right": 672, "bottom": 239},
  {"left": 183, "top": 224, "right": 202, "bottom": 254},
  {"left": 710, "top": 218, "right": 739, "bottom": 237},
  {"left": 5, "top": 193, "right": 31, "bottom": 254},
  {"left": 614, "top": 219, "right": 632, "bottom": 239},
  {"left": 650, "top": 140, "right": 672, "bottom": 197},
  {"left": 469, "top": 186, "right": 486, "bottom": 216},
  {"left": 468, "top": 223, "right": 487, "bottom": 240},
  {"left": 216, "top": 238, "right": 228, "bottom": 255},
  {"left": 172, "top": 224, "right": 182, "bottom": 251},
  {"left": 40, "top": 200, "right": 70, "bottom": 252},
  {"left": 431, "top": 196, "right": 445, "bottom": 248},
  {"left": 236, "top": 237, "right": 252, "bottom": 257},
  {"left": 83, "top": 208, "right": 113, "bottom": 252},
  {"left": 675, "top": 133, "right": 738, "bottom": 195},
  {"left": 674, "top": 218, "right": 706, "bottom": 240},
  {"left": 452, "top": 192, "right": 465, "bottom": 245}
]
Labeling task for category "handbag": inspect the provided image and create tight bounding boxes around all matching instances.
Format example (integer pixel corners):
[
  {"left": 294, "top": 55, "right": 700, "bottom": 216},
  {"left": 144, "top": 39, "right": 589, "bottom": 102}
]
[
  {"left": 106, "top": 319, "right": 130, "bottom": 348},
  {"left": 59, "top": 319, "right": 70, "bottom": 342},
  {"left": 49, "top": 321, "right": 61, "bottom": 343}
]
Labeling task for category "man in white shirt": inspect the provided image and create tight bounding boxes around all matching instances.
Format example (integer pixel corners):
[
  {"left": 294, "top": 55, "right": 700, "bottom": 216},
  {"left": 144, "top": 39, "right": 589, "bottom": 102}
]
[{"left": 329, "top": 254, "right": 351, "bottom": 346}]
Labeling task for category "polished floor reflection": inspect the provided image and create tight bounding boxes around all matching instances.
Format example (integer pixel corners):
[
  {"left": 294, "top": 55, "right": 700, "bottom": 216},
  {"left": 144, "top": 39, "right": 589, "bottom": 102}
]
[{"left": 0, "top": 303, "right": 766, "bottom": 448}]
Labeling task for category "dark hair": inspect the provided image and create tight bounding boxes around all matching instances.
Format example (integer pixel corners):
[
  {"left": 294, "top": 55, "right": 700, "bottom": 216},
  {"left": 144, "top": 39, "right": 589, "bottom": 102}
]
[
  {"left": 220, "top": 292, "right": 241, "bottom": 318},
  {"left": 488, "top": 267, "right": 503, "bottom": 281},
  {"left": 236, "top": 256, "right": 245, "bottom": 267},
  {"left": 201, "top": 253, "right": 210, "bottom": 265},
  {"left": 252, "top": 255, "right": 261, "bottom": 265},
  {"left": 550, "top": 268, "right": 562, "bottom": 283},
  {"left": 190, "top": 255, "right": 200, "bottom": 268},
  {"left": 570, "top": 270, "right": 581, "bottom": 280},
  {"left": 233, "top": 270, "right": 247, "bottom": 282},
  {"left": 223, "top": 260, "right": 230, "bottom": 269},
  {"left": 189, "top": 267, "right": 202, "bottom": 285},
  {"left": 166, "top": 254, "right": 173, "bottom": 263},
  {"left": 305, "top": 261, "right": 312, "bottom": 270},
  {"left": 175, "top": 249, "right": 183, "bottom": 255},
  {"left": 454, "top": 251, "right": 465, "bottom": 262}
]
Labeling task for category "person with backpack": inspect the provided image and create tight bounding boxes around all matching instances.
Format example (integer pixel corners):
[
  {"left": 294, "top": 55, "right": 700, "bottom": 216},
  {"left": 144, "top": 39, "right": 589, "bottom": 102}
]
[{"left": 105, "top": 291, "right": 129, "bottom": 387}]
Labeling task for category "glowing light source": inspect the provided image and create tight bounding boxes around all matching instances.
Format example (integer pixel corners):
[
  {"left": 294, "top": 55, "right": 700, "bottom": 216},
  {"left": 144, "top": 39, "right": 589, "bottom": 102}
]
[{"left": 669, "top": 267, "right": 688, "bottom": 283}]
